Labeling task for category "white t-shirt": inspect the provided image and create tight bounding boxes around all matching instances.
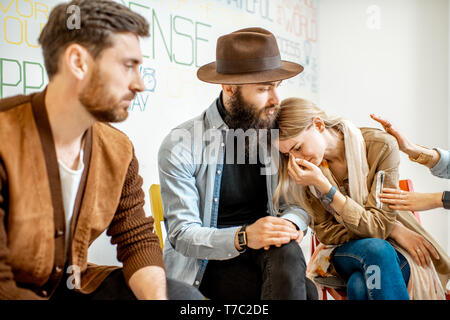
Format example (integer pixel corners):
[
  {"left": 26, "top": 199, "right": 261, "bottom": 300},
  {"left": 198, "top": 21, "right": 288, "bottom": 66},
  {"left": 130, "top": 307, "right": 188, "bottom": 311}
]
[{"left": 58, "top": 149, "right": 84, "bottom": 249}]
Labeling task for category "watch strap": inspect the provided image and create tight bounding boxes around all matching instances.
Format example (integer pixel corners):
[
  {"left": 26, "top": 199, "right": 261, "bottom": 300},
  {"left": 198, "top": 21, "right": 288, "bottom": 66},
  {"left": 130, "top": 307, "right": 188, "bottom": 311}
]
[
  {"left": 322, "top": 185, "right": 337, "bottom": 204},
  {"left": 442, "top": 191, "right": 450, "bottom": 210}
]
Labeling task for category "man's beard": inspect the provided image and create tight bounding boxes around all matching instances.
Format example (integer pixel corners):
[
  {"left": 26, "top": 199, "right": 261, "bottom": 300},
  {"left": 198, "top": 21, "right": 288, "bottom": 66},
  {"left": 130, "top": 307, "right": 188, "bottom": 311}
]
[
  {"left": 224, "top": 88, "right": 280, "bottom": 131},
  {"left": 223, "top": 88, "right": 280, "bottom": 163},
  {"left": 79, "top": 66, "right": 135, "bottom": 123}
]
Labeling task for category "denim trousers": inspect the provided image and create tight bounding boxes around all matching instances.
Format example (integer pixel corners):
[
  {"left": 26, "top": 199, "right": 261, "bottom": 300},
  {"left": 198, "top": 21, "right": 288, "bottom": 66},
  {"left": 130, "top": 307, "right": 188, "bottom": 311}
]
[
  {"left": 199, "top": 240, "right": 318, "bottom": 300},
  {"left": 51, "top": 268, "right": 204, "bottom": 300},
  {"left": 331, "top": 238, "right": 410, "bottom": 300}
]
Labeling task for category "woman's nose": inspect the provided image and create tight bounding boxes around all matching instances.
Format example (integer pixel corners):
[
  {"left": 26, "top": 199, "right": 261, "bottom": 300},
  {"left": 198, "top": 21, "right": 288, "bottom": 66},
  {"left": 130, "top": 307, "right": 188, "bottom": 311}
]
[{"left": 290, "top": 151, "right": 303, "bottom": 159}]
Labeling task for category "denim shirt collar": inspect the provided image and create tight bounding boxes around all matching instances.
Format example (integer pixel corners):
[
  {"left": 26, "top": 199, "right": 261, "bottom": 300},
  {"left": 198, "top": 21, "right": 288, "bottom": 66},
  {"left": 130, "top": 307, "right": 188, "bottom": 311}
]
[{"left": 205, "top": 93, "right": 229, "bottom": 131}]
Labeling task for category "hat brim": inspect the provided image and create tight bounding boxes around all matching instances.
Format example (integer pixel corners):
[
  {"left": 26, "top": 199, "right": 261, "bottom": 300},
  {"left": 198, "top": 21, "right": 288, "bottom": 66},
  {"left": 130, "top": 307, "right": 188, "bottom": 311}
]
[{"left": 197, "top": 61, "right": 304, "bottom": 85}]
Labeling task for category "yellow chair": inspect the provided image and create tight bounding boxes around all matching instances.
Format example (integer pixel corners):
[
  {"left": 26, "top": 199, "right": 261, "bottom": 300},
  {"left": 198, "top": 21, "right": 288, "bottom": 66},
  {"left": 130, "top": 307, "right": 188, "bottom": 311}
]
[{"left": 149, "top": 184, "right": 164, "bottom": 249}]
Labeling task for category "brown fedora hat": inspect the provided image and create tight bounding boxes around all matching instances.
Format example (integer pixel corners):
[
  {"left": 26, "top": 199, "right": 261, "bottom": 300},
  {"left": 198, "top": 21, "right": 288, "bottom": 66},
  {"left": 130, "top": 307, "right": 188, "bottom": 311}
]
[{"left": 197, "top": 27, "right": 304, "bottom": 85}]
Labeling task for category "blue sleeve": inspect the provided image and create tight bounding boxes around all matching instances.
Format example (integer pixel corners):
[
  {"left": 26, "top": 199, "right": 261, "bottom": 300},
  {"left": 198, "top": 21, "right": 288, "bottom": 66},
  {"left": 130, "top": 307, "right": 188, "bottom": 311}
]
[
  {"left": 278, "top": 204, "right": 310, "bottom": 235},
  {"left": 430, "top": 148, "right": 450, "bottom": 179},
  {"left": 158, "top": 133, "right": 241, "bottom": 261}
]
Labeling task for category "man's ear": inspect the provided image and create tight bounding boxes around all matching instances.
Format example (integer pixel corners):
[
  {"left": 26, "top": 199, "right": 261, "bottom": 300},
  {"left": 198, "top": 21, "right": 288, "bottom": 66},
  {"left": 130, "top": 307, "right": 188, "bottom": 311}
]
[
  {"left": 63, "top": 44, "right": 91, "bottom": 80},
  {"left": 221, "top": 84, "right": 238, "bottom": 98}
]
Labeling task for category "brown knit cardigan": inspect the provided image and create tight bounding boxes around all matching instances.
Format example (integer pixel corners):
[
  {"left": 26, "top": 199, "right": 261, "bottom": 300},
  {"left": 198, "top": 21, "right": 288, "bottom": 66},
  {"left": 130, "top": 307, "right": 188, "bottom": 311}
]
[{"left": 0, "top": 90, "right": 164, "bottom": 299}]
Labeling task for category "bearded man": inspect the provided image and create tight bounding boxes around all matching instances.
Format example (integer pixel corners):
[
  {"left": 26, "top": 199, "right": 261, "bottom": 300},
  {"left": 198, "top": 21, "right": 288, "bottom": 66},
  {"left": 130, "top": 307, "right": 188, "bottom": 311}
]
[
  {"left": 158, "top": 27, "right": 318, "bottom": 300},
  {"left": 0, "top": 0, "right": 202, "bottom": 300}
]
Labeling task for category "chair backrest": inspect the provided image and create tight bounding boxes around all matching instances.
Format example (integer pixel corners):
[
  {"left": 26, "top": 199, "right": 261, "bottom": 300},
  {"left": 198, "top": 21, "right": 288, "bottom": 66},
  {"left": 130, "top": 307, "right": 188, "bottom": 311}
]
[{"left": 149, "top": 184, "right": 164, "bottom": 249}]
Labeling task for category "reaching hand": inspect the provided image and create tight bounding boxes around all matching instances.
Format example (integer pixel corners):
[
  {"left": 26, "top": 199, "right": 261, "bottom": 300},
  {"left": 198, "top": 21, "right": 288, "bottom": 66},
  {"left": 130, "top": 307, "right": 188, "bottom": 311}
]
[
  {"left": 370, "top": 114, "right": 441, "bottom": 169},
  {"left": 379, "top": 188, "right": 443, "bottom": 212},
  {"left": 370, "top": 114, "right": 415, "bottom": 154}
]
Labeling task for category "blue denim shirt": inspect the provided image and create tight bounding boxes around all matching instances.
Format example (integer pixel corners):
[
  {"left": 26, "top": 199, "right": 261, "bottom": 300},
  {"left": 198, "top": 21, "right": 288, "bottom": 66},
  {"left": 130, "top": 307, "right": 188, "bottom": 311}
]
[
  {"left": 430, "top": 148, "right": 450, "bottom": 179},
  {"left": 158, "top": 99, "right": 310, "bottom": 287}
]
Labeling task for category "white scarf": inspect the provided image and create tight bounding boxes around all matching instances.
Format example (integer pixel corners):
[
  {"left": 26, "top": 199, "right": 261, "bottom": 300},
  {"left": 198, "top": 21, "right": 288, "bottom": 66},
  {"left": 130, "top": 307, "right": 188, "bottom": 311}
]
[
  {"left": 340, "top": 120, "right": 369, "bottom": 204},
  {"left": 307, "top": 120, "right": 370, "bottom": 289},
  {"left": 308, "top": 120, "right": 369, "bottom": 203}
]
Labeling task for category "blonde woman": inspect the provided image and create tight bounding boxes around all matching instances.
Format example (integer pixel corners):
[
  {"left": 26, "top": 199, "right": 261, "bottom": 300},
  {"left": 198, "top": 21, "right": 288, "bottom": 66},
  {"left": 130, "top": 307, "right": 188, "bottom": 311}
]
[{"left": 274, "top": 97, "right": 450, "bottom": 300}]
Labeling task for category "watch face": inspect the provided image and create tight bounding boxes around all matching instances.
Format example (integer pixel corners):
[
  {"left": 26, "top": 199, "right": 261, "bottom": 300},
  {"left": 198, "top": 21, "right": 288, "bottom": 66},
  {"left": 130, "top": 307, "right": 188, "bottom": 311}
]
[
  {"left": 443, "top": 191, "right": 450, "bottom": 200},
  {"left": 321, "top": 195, "right": 331, "bottom": 206},
  {"left": 238, "top": 231, "right": 247, "bottom": 246}
]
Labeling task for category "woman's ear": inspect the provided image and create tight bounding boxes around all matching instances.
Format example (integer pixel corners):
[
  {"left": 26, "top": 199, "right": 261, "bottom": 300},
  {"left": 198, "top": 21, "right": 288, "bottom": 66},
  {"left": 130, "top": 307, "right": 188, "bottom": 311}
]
[{"left": 312, "top": 117, "right": 325, "bottom": 132}]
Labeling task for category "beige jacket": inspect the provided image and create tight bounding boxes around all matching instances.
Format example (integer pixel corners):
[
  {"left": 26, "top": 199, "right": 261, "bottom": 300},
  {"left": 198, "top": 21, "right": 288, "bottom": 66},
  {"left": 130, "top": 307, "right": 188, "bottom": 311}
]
[{"left": 308, "top": 127, "right": 450, "bottom": 290}]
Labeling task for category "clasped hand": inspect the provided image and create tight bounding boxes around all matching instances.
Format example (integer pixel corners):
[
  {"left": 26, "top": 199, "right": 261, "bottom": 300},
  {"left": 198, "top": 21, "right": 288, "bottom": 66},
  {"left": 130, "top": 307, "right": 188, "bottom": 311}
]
[{"left": 245, "top": 216, "right": 304, "bottom": 250}]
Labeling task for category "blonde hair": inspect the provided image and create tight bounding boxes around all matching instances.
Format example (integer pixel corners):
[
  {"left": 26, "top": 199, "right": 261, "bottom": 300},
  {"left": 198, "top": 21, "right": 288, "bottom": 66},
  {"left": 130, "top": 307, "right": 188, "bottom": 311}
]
[{"left": 273, "top": 97, "right": 343, "bottom": 215}]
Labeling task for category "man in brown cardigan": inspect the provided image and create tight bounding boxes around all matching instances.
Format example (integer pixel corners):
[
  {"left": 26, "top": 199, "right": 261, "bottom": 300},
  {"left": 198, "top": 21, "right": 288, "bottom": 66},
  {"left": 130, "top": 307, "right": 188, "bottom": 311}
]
[{"left": 0, "top": 0, "right": 202, "bottom": 300}]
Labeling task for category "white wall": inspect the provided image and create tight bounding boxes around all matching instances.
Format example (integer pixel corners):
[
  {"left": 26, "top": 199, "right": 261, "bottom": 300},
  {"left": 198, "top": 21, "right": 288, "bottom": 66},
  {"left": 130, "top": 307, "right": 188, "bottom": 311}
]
[
  {"left": 318, "top": 0, "right": 450, "bottom": 255},
  {"left": 1, "top": 0, "right": 448, "bottom": 278},
  {"left": 0, "top": 0, "right": 319, "bottom": 266},
  {"left": 92, "top": 0, "right": 320, "bottom": 266}
]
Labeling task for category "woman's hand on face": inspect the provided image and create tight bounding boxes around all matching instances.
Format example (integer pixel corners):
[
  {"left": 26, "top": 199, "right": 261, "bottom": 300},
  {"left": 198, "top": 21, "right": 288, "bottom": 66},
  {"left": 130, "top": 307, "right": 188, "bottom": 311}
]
[
  {"left": 287, "top": 154, "right": 331, "bottom": 193},
  {"left": 379, "top": 188, "right": 443, "bottom": 212}
]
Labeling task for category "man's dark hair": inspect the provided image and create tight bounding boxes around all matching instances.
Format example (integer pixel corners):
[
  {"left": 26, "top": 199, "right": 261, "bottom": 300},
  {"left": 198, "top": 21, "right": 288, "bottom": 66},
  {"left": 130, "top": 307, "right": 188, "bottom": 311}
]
[{"left": 38, "top": 0, "right": 149, "bottom": 79}]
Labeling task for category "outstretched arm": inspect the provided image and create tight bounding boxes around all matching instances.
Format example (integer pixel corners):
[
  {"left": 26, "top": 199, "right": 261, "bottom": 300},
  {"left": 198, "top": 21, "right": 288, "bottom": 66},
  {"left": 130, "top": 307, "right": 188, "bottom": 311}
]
[
  {"left": 379, "top": 188, "right": 444, "bottom": 212},
  {"left": 370, "top": 114, "right": 441, "bottom": 169}
]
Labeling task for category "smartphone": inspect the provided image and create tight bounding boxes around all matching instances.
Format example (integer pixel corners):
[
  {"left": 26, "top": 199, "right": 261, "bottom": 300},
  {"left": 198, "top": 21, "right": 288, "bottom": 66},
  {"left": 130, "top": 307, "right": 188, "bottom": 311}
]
[{"left": 375, "top": 170, "right": 385, "bottom": 209}]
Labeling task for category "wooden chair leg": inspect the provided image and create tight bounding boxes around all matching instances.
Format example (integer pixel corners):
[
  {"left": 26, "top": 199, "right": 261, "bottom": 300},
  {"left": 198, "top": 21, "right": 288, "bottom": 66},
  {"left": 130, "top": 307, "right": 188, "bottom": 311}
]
[{"left": 322, "top": 288, "right": 327, "bottom": 300}]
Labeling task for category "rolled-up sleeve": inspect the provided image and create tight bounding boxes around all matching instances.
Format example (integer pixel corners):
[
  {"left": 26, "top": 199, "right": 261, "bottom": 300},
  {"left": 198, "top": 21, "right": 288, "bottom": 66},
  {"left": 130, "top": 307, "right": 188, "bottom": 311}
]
[
  {"left": 311, "top": 205, "right": 355, "bottom": 245},
  {"left": 278, "top": 204, "right": 310, "bottom": 234},
  {"left": 430, "top": 148, "right": 450, "bottom": 179}
]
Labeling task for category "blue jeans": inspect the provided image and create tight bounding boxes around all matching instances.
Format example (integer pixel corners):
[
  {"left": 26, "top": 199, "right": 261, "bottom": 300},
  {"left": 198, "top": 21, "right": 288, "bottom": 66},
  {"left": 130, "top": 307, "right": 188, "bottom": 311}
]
[{"left": 331, "top": 238, "right": 410, "bottom": 300}]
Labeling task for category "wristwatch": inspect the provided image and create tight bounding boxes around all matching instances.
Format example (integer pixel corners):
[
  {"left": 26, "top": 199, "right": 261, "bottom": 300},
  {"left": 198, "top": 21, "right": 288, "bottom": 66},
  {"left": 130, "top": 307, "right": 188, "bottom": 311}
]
[
  {"left": 442, "top": 191, "right": 450, "bottom": 210},
  {"left": 321, "top": 185, "right": 337, "bottom": 205},
  {"left": 237, "top": 224, "right": 248, "bottom": 252}
]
